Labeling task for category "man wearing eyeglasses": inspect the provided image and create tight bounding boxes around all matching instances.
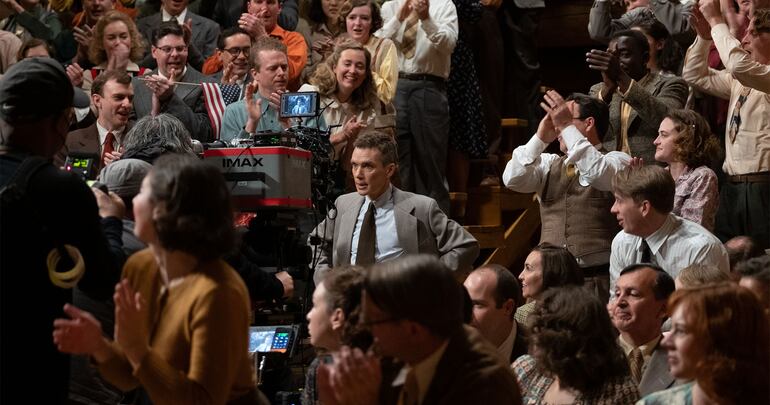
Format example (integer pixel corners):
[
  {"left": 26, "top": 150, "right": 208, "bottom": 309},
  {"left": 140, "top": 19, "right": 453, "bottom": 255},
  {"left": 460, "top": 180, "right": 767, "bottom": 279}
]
[
  {"left": 503, "top": 90, "right": 630, "bottom": 302},
  {"left": 131, "top": 21, "right": 216, "bottom": 142},
  {"left": 208, "top": 27, "right": 253, "bottom": 90}
]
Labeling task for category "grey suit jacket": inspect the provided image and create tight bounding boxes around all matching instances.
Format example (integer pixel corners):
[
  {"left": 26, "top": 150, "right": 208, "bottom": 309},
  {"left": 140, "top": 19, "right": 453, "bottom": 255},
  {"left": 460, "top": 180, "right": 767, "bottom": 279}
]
[
  {"left": 588, "top": 0, "right": 693, "bottom": 45},
  {"left": 131, "top": 67, "right": 215, "bottom": 142},
  {"left": 136, "top": 11, "right": 220, "bottom": 60},
  {"left": 309, "top": 186, "right": 479, "bottom": 284},
  {"left": 590, "top": 73, "right": 688, "bottom": 163},
  {"left": 639, "top": 341, "right": 676, "bottom": 397}
]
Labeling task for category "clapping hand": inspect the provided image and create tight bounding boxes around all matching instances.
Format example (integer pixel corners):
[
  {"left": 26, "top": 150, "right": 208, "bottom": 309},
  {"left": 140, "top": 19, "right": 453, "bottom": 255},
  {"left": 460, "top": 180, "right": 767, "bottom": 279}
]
[{"left": 114, "top": 279, "right": 149, "bottom": 369}]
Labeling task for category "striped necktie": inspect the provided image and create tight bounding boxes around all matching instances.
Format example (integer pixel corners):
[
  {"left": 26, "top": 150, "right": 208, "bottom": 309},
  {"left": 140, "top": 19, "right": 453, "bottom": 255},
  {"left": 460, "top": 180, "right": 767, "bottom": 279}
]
[{"left": 401, "top": 12, "right": 419, "bottom": 59}]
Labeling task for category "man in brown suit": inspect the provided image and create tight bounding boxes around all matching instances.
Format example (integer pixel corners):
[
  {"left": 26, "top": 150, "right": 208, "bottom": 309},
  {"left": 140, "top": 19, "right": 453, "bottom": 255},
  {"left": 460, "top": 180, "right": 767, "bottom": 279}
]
[
  {"left": 317, "top": 255, "right": 521, "bottom": 405},
  {"left": 59, "top": 70, "right": 134, "bottom": 177}
]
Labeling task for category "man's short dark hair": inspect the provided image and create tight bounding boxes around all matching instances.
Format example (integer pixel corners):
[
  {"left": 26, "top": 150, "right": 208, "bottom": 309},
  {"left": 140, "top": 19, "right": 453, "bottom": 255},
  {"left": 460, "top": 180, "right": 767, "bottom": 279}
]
[
  {"left": 365, "top": 255, "right": 463, "bottom": 338},
  {"left": 619, "top": 263, "right": 675, "bottom": 301},
  {"left": 611, "top": 29, "right": 650, "bottom": 55},
  {"left": 250, "top": 36, "right": 288, "bottom": 71},
  {"left": 217, "top": 27, "right": 251, "bottom": 50},
  {"left": 612, "top": 165, "right": 675, "bottom": 214},
  {"left": 152, "top": 21, "right": 186, "bottom": 46},
  {"left": 477, "top": 264, "right": 524, "bottom": 309},
  {"left": 353, "top": 131, "right": 397, "bottom": 166},
  {"left": 567, "top": 93, "right": 609, "bottom": 142},
  {"left": 91, "top": 70, "right": 132, "bottom": 97}
]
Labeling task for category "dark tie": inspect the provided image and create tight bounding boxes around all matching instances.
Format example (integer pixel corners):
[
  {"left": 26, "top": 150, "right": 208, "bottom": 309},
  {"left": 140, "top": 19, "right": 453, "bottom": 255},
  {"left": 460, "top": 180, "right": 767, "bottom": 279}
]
[
  {"left": 728, "top": 86, "right": 751, "bottom": 143},
  {"left": 102, "top": 131, "right": 115, "bottom": 165},
  {"left": 640, "top": 239, "right": 652, "bottom": 263},
  {"left": 356, "top": 203, "right": 376, "bottom": 266}
]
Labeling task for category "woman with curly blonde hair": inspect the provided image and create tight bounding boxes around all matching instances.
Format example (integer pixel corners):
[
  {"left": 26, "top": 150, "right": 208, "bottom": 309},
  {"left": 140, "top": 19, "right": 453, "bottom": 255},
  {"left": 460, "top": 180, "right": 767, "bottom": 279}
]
[
  {"left": 82, "top": 10, "right": 148, "bottom": 91},
  {"left": 300, "top": 38, "right": 394, "bottom": 190},
  {"left": 653, "top": 109, "right": 721, "bottom": 231}
]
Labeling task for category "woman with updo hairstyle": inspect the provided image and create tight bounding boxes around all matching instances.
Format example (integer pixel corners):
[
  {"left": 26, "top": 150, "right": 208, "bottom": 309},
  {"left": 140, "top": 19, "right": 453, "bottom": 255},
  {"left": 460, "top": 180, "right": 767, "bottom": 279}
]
[
  {"left": 514, "top": 286, "right": 639, "bottom": 404},
  {"left": 515, "top": 243, "right": 584, "bottom": 326},
  {"left": 653, "top": 109, "right": 721, "bottom": 231},
  {"left": 303, "top": 266, "right": 372, "bottom": 404},
  {"left": 638, "top": 283, "right": 770, "bottom": 404},
  {"left": 339, "top": 0, "right": 397, "bottom": 104},
  {"left": 82, "top": 10, "right": 148, "bottom": 91},
  {"left": 54, "top": 154, "right": 266, "bottom": 404},
  {"left": 300, "top": 38, "right": 394, "bottom": 190},
  {"left": 631, "top": 18, "right": 683, "bottom": 76}
]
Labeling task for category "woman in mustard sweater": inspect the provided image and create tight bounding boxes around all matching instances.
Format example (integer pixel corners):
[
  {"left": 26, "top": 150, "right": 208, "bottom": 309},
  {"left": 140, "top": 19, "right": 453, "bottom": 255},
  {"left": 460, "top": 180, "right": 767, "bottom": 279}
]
[{"left": 54, "top": 154, "right": 265, "bottom": 404}]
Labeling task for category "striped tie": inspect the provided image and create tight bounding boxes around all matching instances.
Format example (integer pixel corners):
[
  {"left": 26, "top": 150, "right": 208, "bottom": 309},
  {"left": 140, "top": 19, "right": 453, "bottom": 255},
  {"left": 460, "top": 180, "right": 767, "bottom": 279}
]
[
  {"left": 728, "top": 86, "right": 751, "bottom": 143},
  {"left": 401, "top": 12, "right": 419, "bottom": 59}
]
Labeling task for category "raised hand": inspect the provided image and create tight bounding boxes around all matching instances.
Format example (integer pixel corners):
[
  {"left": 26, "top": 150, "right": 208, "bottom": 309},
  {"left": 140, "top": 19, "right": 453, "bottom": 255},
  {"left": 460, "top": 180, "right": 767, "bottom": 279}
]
[
  {"left": 114, "top": 279, "right": 149, "bottom": 369},
  {"left": 397, "top": 0, "right": 412, "bottom": 22},
  {"left": 73, "top": 25, "right": 94, "bottom": 49},
  {"left": 413, "top": 0, "right": 430, "bottom": 20},
  {"left": 690, "top": 6, "right": 713, "bottom": 40},
  {"left": 66, "top": 62, "right": 85, "bottom": 88},
  {"left": 330, "top": 116, "right": 367, "bottom": 145},
  {"left": 106, "top": 42, "right": 131, "bottom": 71},
  {"left": 239, "top": 12, "right": 267, "bottom": 39},
  {"left": 699, "top": 0, "right": 724, "bottom": 26},
  {"left": 222, "top": 61, "right": 236, "bottom": 84},
  {"left": 327, "top": 346, "right": 382, "bottom": 404},
  {"left": 244, "top": 81, "right": 264, "bottom": 133},
  {"left": 541, "top": 90, "right": 573, "bottom": 133},
  {"left": 92, "top": 187, "right": 125, "bottom": 219},
  {"left": 53, "top": 304, "right": 107, "bottom": 356}
]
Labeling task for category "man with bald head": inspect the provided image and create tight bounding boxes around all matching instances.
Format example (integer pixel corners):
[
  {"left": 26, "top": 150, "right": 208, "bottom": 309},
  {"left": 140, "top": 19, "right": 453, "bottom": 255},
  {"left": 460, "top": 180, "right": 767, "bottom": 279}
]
[{"left": 464, "top": 264, "right": 528, "bottom": 364}]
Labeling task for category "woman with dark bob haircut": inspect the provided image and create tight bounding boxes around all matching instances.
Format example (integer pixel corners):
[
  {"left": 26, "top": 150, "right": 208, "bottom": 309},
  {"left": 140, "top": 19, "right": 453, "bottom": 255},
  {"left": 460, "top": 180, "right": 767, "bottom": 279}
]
[
  {"left": 653, "top": 109, "right": 721, "bottom": 231},
  {"left": 54, "top": 154, "right": 266, "bottom": 404},
  {"left": 515, "top": 243, "right": 584, "bottom": 325},
  {"left": 514, "top": 286, "right": 639, "bottom": 404},
  {"left": 639, "top": 283, "right": 770, "bottom": 405}
]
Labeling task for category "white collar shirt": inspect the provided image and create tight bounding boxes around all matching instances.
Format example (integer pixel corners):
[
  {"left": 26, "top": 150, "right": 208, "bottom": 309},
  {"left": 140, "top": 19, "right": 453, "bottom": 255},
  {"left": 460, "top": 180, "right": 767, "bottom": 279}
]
[{"left": 350, "top": 184, "right": 404, "bottom": 265}]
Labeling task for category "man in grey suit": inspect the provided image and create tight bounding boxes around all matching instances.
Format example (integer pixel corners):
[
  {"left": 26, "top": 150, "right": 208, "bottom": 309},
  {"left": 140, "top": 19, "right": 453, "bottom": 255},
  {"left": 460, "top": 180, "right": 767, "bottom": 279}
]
[
  {"left": 587, "top": 29, "right": 688, "bottom": 163},
  {"left": 136, "top": 0, "right": 220, "bottom": 70},
  {"left": 588, "top": 0, "right": 693, "bottom": 45},
  {"left": 309, "top": 132, "right": 479, "bottom": 285},
  {"left": 131, "top": 22, "right": 215, "bottom": 142},
  {"left": 610, "top": 263, "right": 677, "bottom": 397}
]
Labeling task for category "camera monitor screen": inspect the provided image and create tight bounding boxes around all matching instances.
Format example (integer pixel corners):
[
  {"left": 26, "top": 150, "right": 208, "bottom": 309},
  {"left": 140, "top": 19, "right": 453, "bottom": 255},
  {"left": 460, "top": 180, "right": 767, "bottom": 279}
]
[
  {"left": 248, "top": 326, "right": 295, "bottom": 354},
  {"left": 280, "top": 91, "right": 319, "bottom": 118}
]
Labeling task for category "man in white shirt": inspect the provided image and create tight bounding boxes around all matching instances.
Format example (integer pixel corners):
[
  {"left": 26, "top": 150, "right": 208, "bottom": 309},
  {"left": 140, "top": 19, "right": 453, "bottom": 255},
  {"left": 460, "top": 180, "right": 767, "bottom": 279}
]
[
  {"left": 503, "top": 90, "right": 630, "bottom": 301},
  {"left": 683, "top": 1, "right": 770, "bottom": 249},
  {"left": 315, "top": 255, "right": 522, "bottom": 404},
  {"left": 463, "top": 264, "right": 528, "bottom": 365},
  {"left": 609, "top": 165, "right": 729, "bottom": 293},
  {"left": 60, "top": 70, "right": 134, "bottom": 176},
  {"left": 377, "top": 0, "right": 458, "bottom": 214}
]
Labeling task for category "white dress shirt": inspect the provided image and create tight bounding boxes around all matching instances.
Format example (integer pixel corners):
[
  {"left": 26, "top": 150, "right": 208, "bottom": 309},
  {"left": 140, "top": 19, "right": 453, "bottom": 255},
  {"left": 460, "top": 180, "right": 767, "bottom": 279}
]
[
  {"left": 377, "top": 0, "right": 458, "bottom": 79},
  {"left": 609, "top": 214, "right": 729, "bottom": 295},
  {"left": 495, "top": 321, "right": 518, "bottom": 365},
  {"left": 162, "top": 7, "right": 188, "bottom": 24},
  {"left": 503, "top": 125, "right": 631, "bottom": 193},
  {"left": 350, "top": 185, "right": 405, "bottom": 265},
  {"left": 96, "top": 122, "right": 125, "bottom": 155}
]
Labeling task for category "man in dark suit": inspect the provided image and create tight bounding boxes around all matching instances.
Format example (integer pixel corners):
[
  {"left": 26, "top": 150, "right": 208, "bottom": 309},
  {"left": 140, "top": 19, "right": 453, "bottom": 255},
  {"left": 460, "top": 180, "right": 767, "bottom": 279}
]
[
  {"left": 208, "top": 27, "right": 253, "bottom": 90},
  {"left": 587, "top": 29, "right": 688, "bottom": 163},
  {"left": 464, "top": 264, "right": 529, "bottom": 364},
  {"left": 309, "top": 132, "right": 479, "bottom": 285},
  {"left": 136, "top": 0, "right": 220, "bottom": 70},
  {"left": 60, "top": 70, "right": 134, "bottom": 177},
  {"left": 316, "top": 255, "right": 522, "bottom": 405},
  {"left": 610, "top": 263, "right": 677, "bottom": 396},
  {"left": 132, "top": 21, "right": 215, "bottom": 142}
]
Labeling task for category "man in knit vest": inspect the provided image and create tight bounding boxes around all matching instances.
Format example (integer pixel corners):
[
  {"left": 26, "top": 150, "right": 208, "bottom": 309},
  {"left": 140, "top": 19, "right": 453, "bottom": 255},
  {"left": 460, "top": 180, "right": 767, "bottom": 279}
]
[{"left": 503, "top": 90, "right": 631, "bottom": 302}]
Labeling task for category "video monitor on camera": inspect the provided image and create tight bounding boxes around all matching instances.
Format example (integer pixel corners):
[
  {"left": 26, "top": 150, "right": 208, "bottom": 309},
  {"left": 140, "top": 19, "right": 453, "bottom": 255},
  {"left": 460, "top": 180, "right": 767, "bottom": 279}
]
[
  {"left": 279, "top": 91, "right": 319, "bottom": 118},
  {"left": 248, "top": 325, "right": 297, "bottom": 354}
]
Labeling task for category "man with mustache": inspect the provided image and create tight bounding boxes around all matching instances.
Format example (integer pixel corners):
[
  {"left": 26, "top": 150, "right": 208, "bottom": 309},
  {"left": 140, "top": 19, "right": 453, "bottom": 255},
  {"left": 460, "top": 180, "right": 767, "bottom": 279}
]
[
  {"left": 60, "top": 69, "right": 134, "bottom": 175},
  {"left": 587, "top": 29, "right": 687, "bottom": 164},
  {"left": 610, "top": 264, "right": 677, "bottom": 396}
]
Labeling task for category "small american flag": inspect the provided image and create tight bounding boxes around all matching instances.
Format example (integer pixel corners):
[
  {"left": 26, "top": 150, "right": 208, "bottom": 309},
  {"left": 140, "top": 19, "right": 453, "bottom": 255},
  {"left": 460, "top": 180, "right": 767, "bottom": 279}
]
[{"left": 201, "top": 83, "right": 242, "bottom": 140}]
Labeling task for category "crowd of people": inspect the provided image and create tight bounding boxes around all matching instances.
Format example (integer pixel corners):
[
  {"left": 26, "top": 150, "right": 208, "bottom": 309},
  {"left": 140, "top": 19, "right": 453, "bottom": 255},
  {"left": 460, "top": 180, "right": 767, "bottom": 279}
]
[{"left": 0, "top": 0, "right": 769, "bottom": 403}]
